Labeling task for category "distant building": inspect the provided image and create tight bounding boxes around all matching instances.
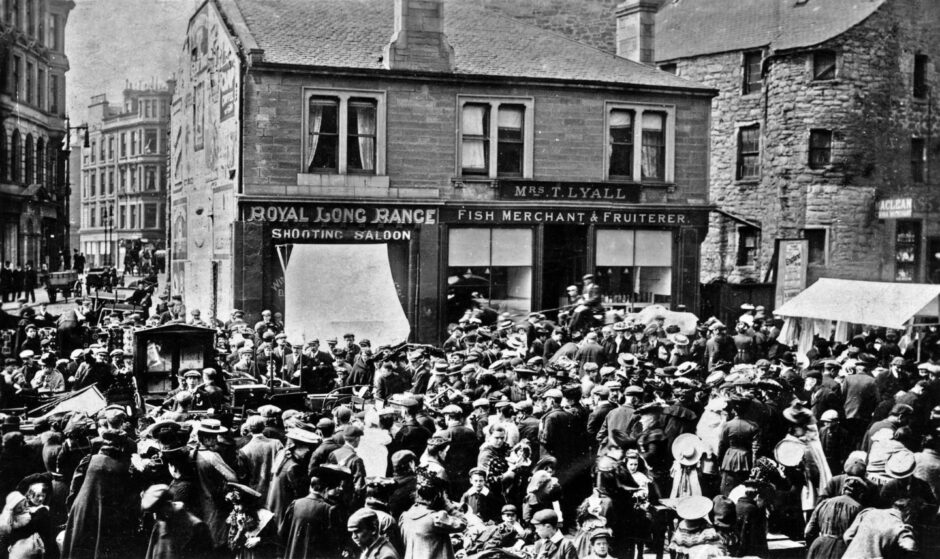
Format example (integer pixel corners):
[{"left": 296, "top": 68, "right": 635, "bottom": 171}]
[
  {"left": 0, "top": 0, "right": 75, "bottom": 271},
  {"left": 79, "top": 81, "right": 174, "bottom": 271},
  {"left": 170, "top": 0, "right": 714, "bottom": 341}
]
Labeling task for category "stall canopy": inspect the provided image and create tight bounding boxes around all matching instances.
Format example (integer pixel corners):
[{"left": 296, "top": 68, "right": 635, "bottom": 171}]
[
  {"left": 775, "top": 279, "right": 940, "bottom": 329},
  {"left": 280, "top": 244, "right": 410, "bottom": 347}
]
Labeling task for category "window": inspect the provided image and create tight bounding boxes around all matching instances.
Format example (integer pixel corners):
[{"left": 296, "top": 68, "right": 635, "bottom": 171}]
[
  {"left": 25, "top": 0, "right": 32, "bottom": 36},
  {"left": 12, "top": 56, "right": 20, "bottom": 99},
  {"left": 108, "top": 137, "right": 114, "bottom": 160},
  {"left": 24, "top": 134, "right": 32, "bottom": 183},
  {"left": 89, "top": 173, "right": 96, "bottom": 197},
  {"left": 10, "top": 130, "right": 20, "bottom": 183},
  {"left": 25, "top": 61, "right": 32, "bottom": 104},
  {"left": 595, "top": 229, "right": 673, "bottom": 305},
  {"left": 641, "top": 112, "right": 666, "bottom": 180},
  {"left": 89, "top": 139, "right": 96, "bottom": 163},
  {"left": 447, "top": 228, "right": 533, "bottom": 320},
  {"left": 49, "top": 74, "right": 58, "bottom": 114},
  {"left": 0, "top": 132, "right": 7, "bottom": 182},
  {"left": 119, "top": 205, "right": 126, "bottom": 229},
  {"left": 914, "top": 54, "right": 929, "bottom": 99},
  {"left": 143, "top": 100, "right": 150, "bottom": 118},
  {"left": 144, "top": 204, "right": 158, "bottom": 229},
  {"left": 130, "top": 166, "right": 138, "bottom": 190},
  {"left": 144, "top": 129, "right": 158, "bottom": 154},
  {"left": 130, "top": 130, "right": 137, "bottom": 155},
  {"left": 129, "top": 205, "right": 137, "bottom": 229},
  {"left": 895, "top": 220, "right": 921, "bottom": 282},
  {"left": 107, "top": 171, "right": 113, "bottom": 194},
  {"left": 49, "top": 15, "right": 59, "bottom": 50},
  {"left": 608, "top": 109, "right": 634, "bottom": 179},
  {"left": 736, "top": 227, "right": 760, "bottom": 266},
  {"left": 743, "top": 51, "right": 762, "bottom": 95},
  {"left": 99, "top": 137, "right": 105, "bottom": 161},
  {"left": 34, "top": 138, "right": 42, "bottom": 184},
  {"left": 144, "top": 166, "right": 156, "bottom": 190},
  {"left": 36, "top": 68, "right": 43, "bottom": 110},
  {"left": 809, "top": 129, "right": 832, "bottom": 169},
  {"left": 346, "top": 100, "right": 376, "bottom": 173},
  {"left": 912, "top": 138, "right": 926, "bottom": 183},
  {"left": 89, "top": 207, "right": 96, "bottom": 229},
  {"left": 737, "top": 124, "right": 760, "bottom": 180},
  {"left": 458, "top": 97, "right": 534, "bottom": 179},
  {"left": 659, "top": 63, "right": 677, "bottom": 74},
  {"left": 606, "top": 103, "right": 675, "bottom": 182},
  {"left": 120, "top": 133, "right": 127, "bottom": 158},
  {"left": 813, "top": 50, "right": 836, "bottom": 81},
  {"left": 303, "top": 90, "right": 386, "bottom": 175},
  {"left": 4, "top": 0, "right": 12, "bottom": 25},
  {"left": 804, "top": 229, "right": 828, "bottom": 265}
]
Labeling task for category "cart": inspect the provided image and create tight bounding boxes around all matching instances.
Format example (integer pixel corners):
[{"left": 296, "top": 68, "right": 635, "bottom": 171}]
[{"left": 44, "top": 271, "right": 78, "bottom": 303}]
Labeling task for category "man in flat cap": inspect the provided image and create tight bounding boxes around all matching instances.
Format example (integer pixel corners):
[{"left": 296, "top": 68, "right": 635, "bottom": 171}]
[
  {"left": 569, "top": 274, "right": 603, "bottom": 335},
  {"left": 328, "top": 424, "right": 367, "bottom": 504},
  {"left": 348, "top": 507, "right": 401, "bottom": 559},
  {"left": 531, "top": 509, "right": 578, "bottom": 559}
]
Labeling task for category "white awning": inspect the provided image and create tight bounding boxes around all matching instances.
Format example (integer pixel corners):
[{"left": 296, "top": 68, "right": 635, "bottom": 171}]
[
  {"left": 282, "top": 244, "right": 410, "bottom": 346},
  {"left": 775, "top": 279, "right": 940, "bottom": 329}
]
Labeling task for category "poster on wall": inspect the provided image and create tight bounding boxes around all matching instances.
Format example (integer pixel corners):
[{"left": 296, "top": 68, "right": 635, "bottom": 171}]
[
  {"left": 774, "top": 239, "right": 809, "bottom": 309},
  {"left": 194, "top": 83, "right": 204, "bottom": 151}
]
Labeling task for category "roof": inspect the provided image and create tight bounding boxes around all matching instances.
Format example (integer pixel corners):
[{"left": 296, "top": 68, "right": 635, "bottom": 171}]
[
  {"left": 656, "top": 0, "right": 886, "bottom": 62},
  {"left": 219, "top": 0, "right": 711, "bottom": 91},
  {"left": 775, "top": 279, "right": 940, "bottom": 329}
]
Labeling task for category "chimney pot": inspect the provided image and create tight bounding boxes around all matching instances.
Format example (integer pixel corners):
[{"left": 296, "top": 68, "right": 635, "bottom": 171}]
[
  {"left": 385, "top": 0, "right": 454, "bottom": 72},
  {"left": 615, "top": 0, "right": 664, "bottom": 64}
]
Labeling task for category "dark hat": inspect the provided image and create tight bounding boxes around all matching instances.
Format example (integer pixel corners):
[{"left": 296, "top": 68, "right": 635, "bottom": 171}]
[
  {"left": 712, "top": 495, "right": 737, "bottom": 529},
  {"left": 225, "top": 482, "right": 262, "bottom": 503},
  {"left": 501, "top": 504, "right": 518, "bottom": 515},
  {"left": 343, "top": 425, "right": 364, "bottom": 439},
  {"left": 311, "top": 464, "right": 353, "bottom": 485},
  {"left": 532, "top": 509, "right": 559, "bottom": 525},
  {"left": 347, "top": 508, "right": 377, "bottom": 530},
  {"left": 636, "top": 402, "right": 663, "bottom": 415},
  {"left": 891, "top": 403, "right": 914, "bottom": 416}
]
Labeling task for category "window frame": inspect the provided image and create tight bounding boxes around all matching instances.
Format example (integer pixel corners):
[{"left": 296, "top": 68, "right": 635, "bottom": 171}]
[
  {"left": 914, "top": 54, "right": 929, "bottom": 99},
  {"left": 736, "top": 226, "right": 760, "bottom": 267},
  {"left": 604, "top": 102, "right": 676, "bottom": 183},
  {"left": 742, "top": 50, "right": 763, "bottom": 95},
  {"left": 808, "top": 129, "right": 833, "bottom": 170},
  {"left": 301, "top": 87, "right": 386, "bottom": 176},
  {"left": 811, "top": 50, "right": 837, "bottom": 81},
  {"left": 911, "top": 137, "right": 926, "bottom": 184},
  {"left": 456, "top": 95, "right": 534, "bottom": 180},
  {"left": 804, "top": 228, "right": 829, "bottom": 266},
  {"left": 736, "top": 123, "right": 761, "bottom": 181}
]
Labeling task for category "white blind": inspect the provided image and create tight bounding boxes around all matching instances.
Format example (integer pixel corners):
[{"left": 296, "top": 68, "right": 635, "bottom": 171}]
[
  {"left": 448, "top": 228, "right": 490, "bottom": 267},
  {"left": 609, "top": 109, "right": 633, "bottom": 128},
  {"left": 642, "top": 112, "right": 664, "bottom": 130},
  {"left": 497, "top": 106, "right": 523, "bottom": 129},
  {"left": 596, "top": 229, "right": 635, "bottom": 266},
  {"left": 461, "top": 105, "right": 487, "bottom": 135},
  {"left": 635, "top": 230, "right": 672, "bottom": 266},
  {"left": 492, "top": 229, "right": 533, "bottom": 266}
]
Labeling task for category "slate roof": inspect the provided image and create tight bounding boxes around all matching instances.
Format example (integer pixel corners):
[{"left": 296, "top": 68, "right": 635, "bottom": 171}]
[
  {"left": 220, "top": 0, "right": 712, "bottom": 91},
  {"left": 656, "top": 0, "right": 886, "bottom": 62}
]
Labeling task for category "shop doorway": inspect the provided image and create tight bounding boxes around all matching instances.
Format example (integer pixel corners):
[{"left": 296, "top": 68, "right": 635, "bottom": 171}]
[
  {"left": 928, "top": 238, "right": 940, "bottom": 284},
  {"left": 541, "top": 224, "right": 587, "bottom": 317}
]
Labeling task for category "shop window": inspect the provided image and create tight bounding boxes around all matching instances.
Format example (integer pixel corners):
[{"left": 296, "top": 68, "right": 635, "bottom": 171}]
[
  {"left": 804, "top": 228, "right": 828, "bottom": 265},
  {"left": 895, "top": 220, "right": 921, "bottom": 282},
  {"left": 458, "top": 97, "right": 533, "bottom": 179},
  {"left": 606, "top": 104, "right": 675, "bottom": 182},
  {"left": 808, "top": 129, "right": 832, "bottom": 169},
  {"left": 914, "top": 54, "right": 928, "bottom": 99},
  {"left": 743, "top": 51, "right": 762, "bottom": 95},
  {"left": 595, "top": 229, "right": 672, "bottom": 306},
  {"left": 304, "top": 90, "right": 384, "bottom": 175},
  {"left": 736, "top": 227, "right": 759, "bottom": 266},
  {"left": 447, "top": 228, "right": 533, "bottom": 322},
  {"left": 911, "top": 138, "right": 926, "bottom": 183},
  {"left": 736, "top": 124, "right": 760, "bottom": 180},
  {"left": 813, "top": 50, "right": 836, "bottom": 81}
]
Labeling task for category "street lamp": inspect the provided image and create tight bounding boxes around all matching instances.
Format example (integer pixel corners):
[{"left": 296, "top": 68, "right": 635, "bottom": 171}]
[{"left": 61, "top": 118, "right": 90, "bottom": 271}]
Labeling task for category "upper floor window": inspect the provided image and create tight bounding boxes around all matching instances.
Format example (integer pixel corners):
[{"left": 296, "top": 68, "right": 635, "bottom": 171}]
[
  {"left": 35, "top": 138, "right": 42, "bottom": 184},
  {"left": 120, "top": 133, "right": 127, "bottom": 158},
  {"left": 743, "top": 51, "right": 762, "bottom": 95},
  {"left": 108, "top": 137, "right": 114, "bottom": 160},
  {"left": 458, "top": 97, "right": 534, "bottom": 179},
  {"left": 303, "top": 89, "right": 386, "bottom": 175},
  {"left": 10, "top": 130, "right": 20, "bottom": 183},
  {"left": 144, "top": 129, "right": 158, "bottom": 154},
  {"left": 808, "top": 129, "right": 832, "bottom": 169},
  {"left": 914, "top": 54, "right": 929, "bottom": 99},
  {"left": 36, "top": 67, "right": 43, "bottom": 110},
  {"left": 49, "top": 15, "right": 59, "bottom": 50},
  {"left": 737, "top": 226, "right": 760, "bottom": 266},
  {"left": 25, "top": 0, "right": 33, "bottom": 37},
  {"left": 912, "top": 137, "right": 926, "bottom": 183},
  {"left": 12, "top": 56, "right": 21, "bottom": 100},
  {"left": 812, "top": 50, "right": 837, "bottom": 81},
  {"left": 24, "top": 62, "right": 32, "bottom": 105},
  {"left": 49, "top": 74, "right": 58, "bottom": 115},
  {"left": 130, "top": 130, "right": 137, "bottom": 155},
  {"left": 736, "top": 124, "right": 760, "bottom": 180},
  {"left": 89, "top": 139, "right": 96, "bottom": 163},
  {"left": 804, "top": 228, "right": 828, "bottom": 265},
  {"left": 24, "top": 134, "right": 32, "bottom": 183},
  {"left": 606, "top": 103, "right": 675, "bottom": 182}
]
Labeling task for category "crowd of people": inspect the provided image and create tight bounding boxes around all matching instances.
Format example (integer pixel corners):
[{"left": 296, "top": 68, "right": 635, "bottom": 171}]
[{"left": 0, "top": 290, "right": 939, "bottom": 559}]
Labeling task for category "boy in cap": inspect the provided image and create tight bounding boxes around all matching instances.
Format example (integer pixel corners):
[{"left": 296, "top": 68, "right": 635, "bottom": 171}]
[
  {"left": 584, "top": 527, "right": 615, "bottom": 559},
  {"left": 347, "top": 507, "right": 400, "bottom": 559},
  {"left": 531, "top": 509, "right": 578, "bottom": 559}
]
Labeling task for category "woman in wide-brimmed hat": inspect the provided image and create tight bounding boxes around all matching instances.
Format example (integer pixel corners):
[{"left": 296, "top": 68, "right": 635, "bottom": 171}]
[
  {"left": 668, "top": 496, "right": 725, "bottom": 559},
  {"left": 669, "top": 434, "right": 705, "bottom": 499}
]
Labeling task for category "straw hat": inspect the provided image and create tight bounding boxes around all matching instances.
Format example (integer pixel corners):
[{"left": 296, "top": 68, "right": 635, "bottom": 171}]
[
  {"left": 886, "top": 450, "right": 916, "bottom": 479},
  {"left": 672, "top": 434, "right": 705, "bottom": 467},
  {"left": 774, "top": 439, "right": 805, "bottom": 467},
  {"left": 676, "top": 495, "right": 713, "bottom": 520}
]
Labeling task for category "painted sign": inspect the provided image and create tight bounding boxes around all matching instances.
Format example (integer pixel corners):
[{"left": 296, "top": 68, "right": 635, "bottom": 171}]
[
  {"left": 271, "top": 228, "right": 413, "bottom": 241},
  {"left": 774, "top": 239, "right": 809, "bottom": 309},
  {"left": 498, "top": 180, "right": 640, "bottom": 202},
  {"left": 877, "top": 198, "right": 913, "bottom": 219},
  {"left": 242, "top": 203, "right": 437, "bottom": 225},
  {"left": 441, "top": 206, "right": 703, "bottom": 227}
]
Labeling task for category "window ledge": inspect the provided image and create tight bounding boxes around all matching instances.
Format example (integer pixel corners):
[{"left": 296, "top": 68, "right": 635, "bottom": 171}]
[
  {"left": 297, "top": 173, "right": 389, "bottom": 189},
  {"left": 735, "top": 179, "right": 760, "bottom": 186},
  {"left": 452, "top": 177, "right": 497, "bottom": 189}
]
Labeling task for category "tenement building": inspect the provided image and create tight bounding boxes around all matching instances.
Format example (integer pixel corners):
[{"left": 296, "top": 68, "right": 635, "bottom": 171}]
[
  {"left": 170, "top": 0, "right": 715, "bottom": 343},
  {"left": 79, "top": 81, "right": 174, "bottom": 271},
  {"left": 644, "top": 0, "right": 940, "bottom": 286},
  {"left": 0, "top": 0, "right": 74, "bottom": 271}
]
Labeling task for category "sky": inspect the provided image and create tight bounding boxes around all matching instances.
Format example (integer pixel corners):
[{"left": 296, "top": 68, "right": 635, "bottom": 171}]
[{"left": 65, "top": 0, "right": 199, "bottom": 124}]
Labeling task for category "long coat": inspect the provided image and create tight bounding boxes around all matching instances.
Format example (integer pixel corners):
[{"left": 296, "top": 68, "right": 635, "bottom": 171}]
[
  {"left": 399, "top": 503, "right": 466, "bottom": 559},
  {"left": 805, "top": 495, "right": 861, "bottom": 559},
  {"left": 61, "top": 451, "right": 139, "bottom": 559},
  {"left": 144, "top": 504, "right": 214, "bottom": 559},
  {"left": 266, "top": 447, "right": 310, "bottom": 521},
  {"left": 237, "top": 434, "right": 284, "bottom": 501},
  {"left": 195, "top": 447, "right": 238, "bottom": 547},
  {"left": 278, "top": 493, "right": 343, "bottom": 559}
]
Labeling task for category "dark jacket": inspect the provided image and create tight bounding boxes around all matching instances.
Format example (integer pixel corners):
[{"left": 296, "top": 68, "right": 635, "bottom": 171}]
[{"left": 278, "top": 493, "right": 344, "bottom": 559}]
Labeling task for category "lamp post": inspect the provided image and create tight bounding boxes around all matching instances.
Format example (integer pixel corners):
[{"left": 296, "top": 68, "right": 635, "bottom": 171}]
[{"left": 61, "top": 118, "right": 89, "bottom": 270}]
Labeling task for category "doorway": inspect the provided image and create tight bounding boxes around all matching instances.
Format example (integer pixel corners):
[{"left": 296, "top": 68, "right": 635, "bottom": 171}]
[
  {"left": 928, "top": 237, "right": 940, "bottom": 284},
  {"left": 541, "top": 224, "right": 587, "bottom": 316}
]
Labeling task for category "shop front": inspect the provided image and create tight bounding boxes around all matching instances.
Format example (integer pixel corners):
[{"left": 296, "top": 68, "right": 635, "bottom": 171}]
[
  {"left": 877, "top": 196, "right": 940, "bottom": 284},
  {"left": 235, "top": 197, "right": 709, "bottom": 344}
]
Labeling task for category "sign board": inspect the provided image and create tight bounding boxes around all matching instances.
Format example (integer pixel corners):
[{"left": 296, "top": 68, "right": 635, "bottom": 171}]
[
  {"left": 774, "top": 239, "right": 809, "bottom": 309},
  {"left": 497, "top": 180, "right": 640, "bottom": 203},
  {"left": 878, "top": 198, "right": 913, "bottom": 219}
]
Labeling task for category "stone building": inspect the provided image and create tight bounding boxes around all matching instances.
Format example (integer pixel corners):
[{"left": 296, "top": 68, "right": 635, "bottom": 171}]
[
  {"left": 170, "top": 0, "right": 715, "bottom": 343},
  {"left": 79, "top": 81, "right": 174, "bottom": 270},
  {"left": 0, "top": 0, "right": 74, "bottom": 271}
]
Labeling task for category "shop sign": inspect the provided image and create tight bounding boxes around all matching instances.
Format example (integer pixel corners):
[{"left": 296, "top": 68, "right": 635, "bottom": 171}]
[
  {"left": 774, "top": 239, "right": 808, "bottom": 309},
  {"left": 497, "top": 180, "right": 640, "bottom": 202},
  {"left": 877, "top": 198, "right": 913, "bottom": 219},
  {"left": 242, "top": 203, "right": 437, "bottom": 225},
  {"left": 270, "top": 227, "right": 413, "bottom": 241},
  {"left": 442, "top": 206, "right": 704, "bottom": 227}
]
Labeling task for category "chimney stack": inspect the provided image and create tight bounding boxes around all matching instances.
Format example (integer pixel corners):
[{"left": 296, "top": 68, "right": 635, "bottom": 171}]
[
  {"left": 616, "top": 0, "right": 663, "bottom": 64},
  {"left": 385, "top": 0, "right": 455, "bottom": 72}
]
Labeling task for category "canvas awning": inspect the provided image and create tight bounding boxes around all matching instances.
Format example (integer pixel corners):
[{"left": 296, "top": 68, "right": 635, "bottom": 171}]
[
  {"left": 774, "top": 279, "right": 940, "bottom": 329},
  {"left": 280, "top": 244, "right": 410, "bottom": 347}
]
